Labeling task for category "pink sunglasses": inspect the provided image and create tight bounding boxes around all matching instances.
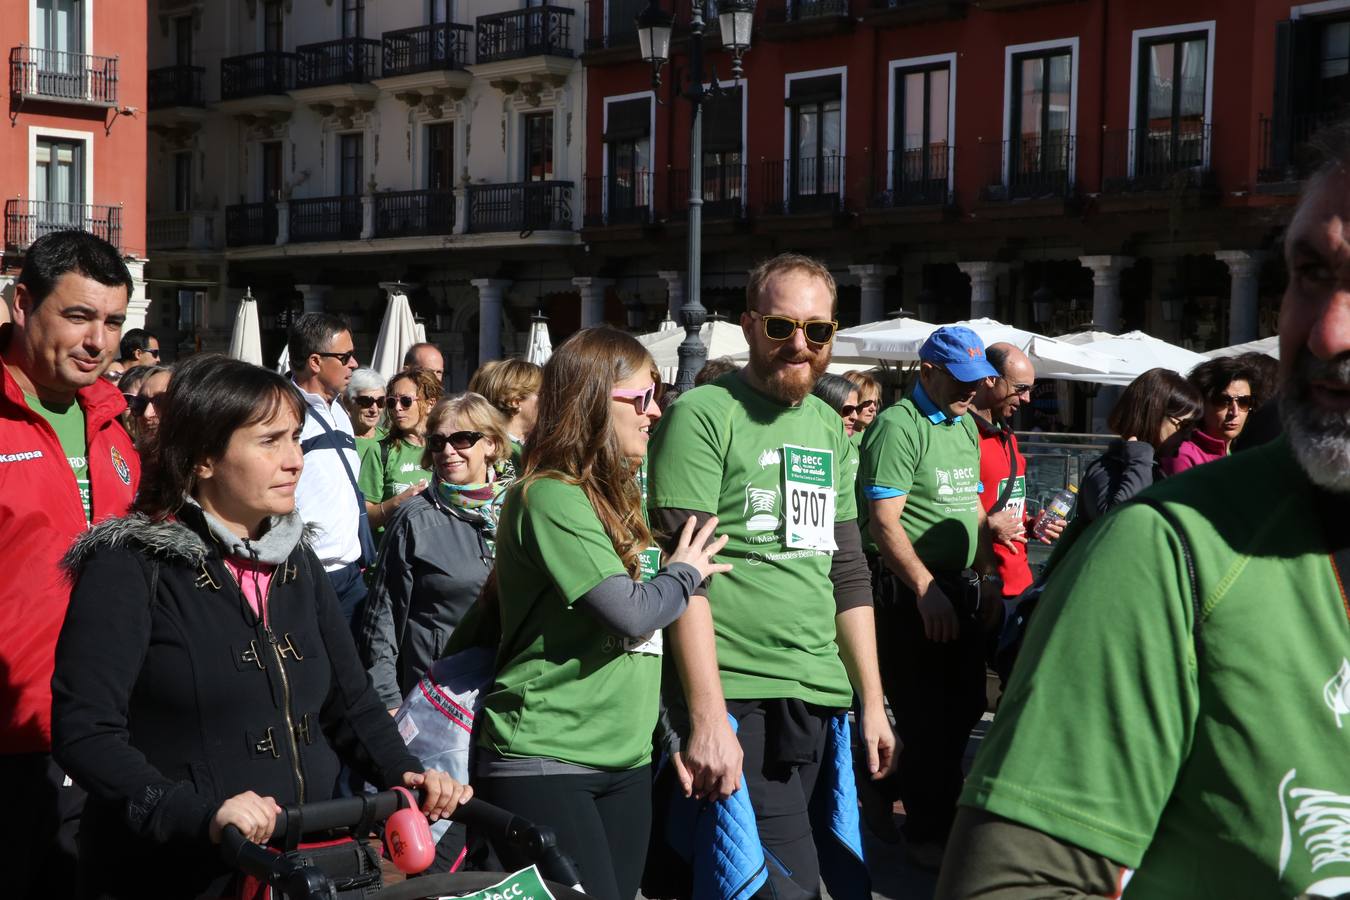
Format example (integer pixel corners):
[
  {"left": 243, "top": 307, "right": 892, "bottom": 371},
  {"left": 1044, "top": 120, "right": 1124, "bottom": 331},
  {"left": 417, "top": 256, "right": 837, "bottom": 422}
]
[{"left": 612, "top": 384, "right": 656, "bottom": 413}]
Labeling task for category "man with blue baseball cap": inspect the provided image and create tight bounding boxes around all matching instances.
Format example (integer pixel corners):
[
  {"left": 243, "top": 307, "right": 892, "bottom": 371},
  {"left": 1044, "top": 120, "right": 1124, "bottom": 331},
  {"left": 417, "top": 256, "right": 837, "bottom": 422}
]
[{"left": 856, "top": 325, "right": 998, "bottom": 869}]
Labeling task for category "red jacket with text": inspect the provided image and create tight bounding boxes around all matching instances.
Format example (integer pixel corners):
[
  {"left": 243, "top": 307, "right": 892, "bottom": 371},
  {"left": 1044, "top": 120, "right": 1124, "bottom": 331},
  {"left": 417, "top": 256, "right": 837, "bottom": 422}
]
[
  {"left": 976, "top": 416, "right": 1033, "bottom": 599},
  {"left": 0, "top": 351, "right": 139, "bottom": 754}
]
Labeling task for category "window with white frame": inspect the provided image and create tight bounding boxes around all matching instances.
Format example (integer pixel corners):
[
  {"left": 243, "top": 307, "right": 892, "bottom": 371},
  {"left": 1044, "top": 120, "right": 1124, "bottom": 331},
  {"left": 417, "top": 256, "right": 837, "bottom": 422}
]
[
  {"left": 604, "top": 96, "right": 651, "bottom": 221},
  {"left": 786, "top": 74, "right": 843, "bottom": 211},
  {"left": 36, "top": 137, "right": 84, "bottom": 216},
  {"left": 1135, "top": 32, "right": 1209, "bottom": 175},
  {"left": 523, "top": 111, "right": 554, "bottom": 181},
  {"left": 339, "top": 133, "right": 364, "bottom": 196},
  {"left": 892, "top": 62, "right": 950, "bottom": 203},
  {"left": 703, "top": 85, "right": 744, "bottom": 211},
  {"left": 1009, "top": 48, "right": 1073, "bottom": 198}
]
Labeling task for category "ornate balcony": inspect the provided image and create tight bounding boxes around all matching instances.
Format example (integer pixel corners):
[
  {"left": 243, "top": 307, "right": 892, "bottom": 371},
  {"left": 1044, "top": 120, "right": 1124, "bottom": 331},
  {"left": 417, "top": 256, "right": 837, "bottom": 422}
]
[
  {"left": 148, "top": 65, "right": 204, "bottom": 109},
  {"left": 289, "top": 195, "right": 364, "bottom": 243},
  {"left": 147, "top": 210, "right": 219, "bottom": 251},
  {"left": 225, "top": 201, "right": 278, "bottom": 247},
  {"left": 4, "top": 199, "right": 122, "bottom": 252},
  {"left": 375, "top": 22, "right": 474, "bottom": 100},
  {"left": 476, "top": 6, "right": 575, "bottom": 64},
  {"left": 467, "top": 181, "right": 573, "bottom": 233},
  {"left": 219, "top": 51, "right": 297, "bottom": 117},
  {"left": 9, "top": 46, "right": 118, "bottom": 107},
  {"left": 296, "top": 38, "right": 380, "bottom": 88},
  {"left": 374, "top": 190, "right": 455, "bottom": 238}
]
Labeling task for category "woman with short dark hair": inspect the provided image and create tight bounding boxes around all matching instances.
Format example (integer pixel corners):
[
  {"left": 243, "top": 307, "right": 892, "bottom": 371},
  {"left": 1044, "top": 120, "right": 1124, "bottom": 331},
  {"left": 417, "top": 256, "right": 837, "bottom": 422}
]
[
  {"left": 1076, "top": 367, "right": 1204, "bottom": 525},
  {"left": 1161, "top": 355, "right": 1269, "bottom": 475},
  {"left": 51, "top": 353, "right": 468, "bottom": 900},
  {"left": 812, "top": 372, "right": 863, "bottom": 436}
]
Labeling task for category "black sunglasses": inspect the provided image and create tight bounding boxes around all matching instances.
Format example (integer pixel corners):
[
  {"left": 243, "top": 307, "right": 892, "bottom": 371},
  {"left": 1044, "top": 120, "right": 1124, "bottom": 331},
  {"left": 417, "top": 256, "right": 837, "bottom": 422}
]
[
  {"left": 352, "top": 395, "right": 386, "bottom": 409},
  {"left": 839, "top": 404, "right": 860, "bottom": 417},
  {"left": 315, "top": 350, "right": 356, "bottom": 365},
  {"left": 429, "top": 431, "right": 485, "bottom": 452},
  {"left": 127, "top": 393, "right": 163, "bottom": 416},
  {"left": 385, "top": 395, "right": 417, "bottom": 410},
  {"left": 1213, "top": 392, "right": 1255, "bottom": 411},
  {"left": 139, "top": 347, "right": 160, "bottom": 359},
  {"left": 749, "top": 311, "right": 838, "bottom": 345}
]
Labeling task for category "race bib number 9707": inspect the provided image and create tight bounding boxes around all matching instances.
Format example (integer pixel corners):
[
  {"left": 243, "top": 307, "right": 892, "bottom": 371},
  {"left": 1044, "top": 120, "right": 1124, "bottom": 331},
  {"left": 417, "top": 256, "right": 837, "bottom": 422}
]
[{"left": 783, "top": 444, "right": 837, "bottom": 552}]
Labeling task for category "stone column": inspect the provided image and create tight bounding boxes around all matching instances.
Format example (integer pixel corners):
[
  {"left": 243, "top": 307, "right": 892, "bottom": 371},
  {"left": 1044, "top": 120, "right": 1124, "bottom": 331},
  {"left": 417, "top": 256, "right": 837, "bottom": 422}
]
[
  {"left": 123, "top": 259, "right": 150, "bottom": 332},
  {"left": 295, "top": 284, "right": 329, "bottom": 314},
  {"left": 275, "top": 200, "right": 290, "bottom": 246},
  {"left": 849, "top": 264, "right": 898, "bottom": 325},
  {"left": 572, "top": 277, "right": 615, "bottom": 329},
  {"left": 658, "top": 270, "right": 686, "bottom": 323},
  {"left": 1077, "top": 255, "right": 1135, "bottom": 333},
  {"left": 956, "top": 261, "right": 1007, "bottom": 319},
  {"left": 470, "top": 278, "right": 511, "bottom": 365},
  {"left": 453, "top": 185, "right": 468, "bottom": 234},
  {"left": 1215, "top": 250, "right": 1264, "bottom": 345},
  {"left": 360, "top": 195, "right": 376, "bottom": 240}
]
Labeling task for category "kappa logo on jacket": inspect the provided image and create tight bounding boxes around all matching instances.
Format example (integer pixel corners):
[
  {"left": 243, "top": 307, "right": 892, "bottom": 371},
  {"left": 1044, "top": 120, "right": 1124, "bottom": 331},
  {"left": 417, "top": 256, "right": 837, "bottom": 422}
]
[
  {"left": 110, "top": 446, "right": 131, "bottom": 485},
  {"left": 0, "top": 449, "right": 44, "bottom": 463}
]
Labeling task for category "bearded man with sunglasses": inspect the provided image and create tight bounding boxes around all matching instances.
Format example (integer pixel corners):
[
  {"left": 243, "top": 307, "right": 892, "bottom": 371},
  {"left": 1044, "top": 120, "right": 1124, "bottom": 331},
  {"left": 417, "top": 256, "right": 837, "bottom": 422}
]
[
  {"left": 289, "top": 311, "right": 374, "bottom": 627},
  {"left": 648, "top": 253, "right": 895, "bottom": 899},
  {"left": 856, "top": 325, "right": 999, "bottom": 870}
]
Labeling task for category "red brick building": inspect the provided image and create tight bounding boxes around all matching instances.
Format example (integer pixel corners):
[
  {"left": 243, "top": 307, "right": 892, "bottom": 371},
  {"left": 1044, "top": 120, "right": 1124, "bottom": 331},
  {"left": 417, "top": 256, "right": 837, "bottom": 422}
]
[
  {"left": 580, "top": 0, "right": 1336, "bottom": 353},
  {"left": 1, "top": 0, "right": 147, "bottom": 325}
]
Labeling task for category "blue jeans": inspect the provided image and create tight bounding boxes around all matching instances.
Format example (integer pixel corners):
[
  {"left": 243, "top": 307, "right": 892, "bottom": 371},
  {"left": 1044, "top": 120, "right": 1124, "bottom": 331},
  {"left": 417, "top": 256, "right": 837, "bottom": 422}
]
[{"left": 327, "top": 560, "right": 369, "bottom": 634}]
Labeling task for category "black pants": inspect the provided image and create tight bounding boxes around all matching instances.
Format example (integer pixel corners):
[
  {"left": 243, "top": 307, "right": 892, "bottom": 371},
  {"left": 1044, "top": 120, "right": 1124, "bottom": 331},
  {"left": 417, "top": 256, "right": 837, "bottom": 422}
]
[
  {"left": 870, "top": 565, "right": 988, "bottom": 844},
  {"left": 0, "top": 752, "right": 85, "bottom": 899},
  {"left": 475, "top": 765, "right": 651, "bottom": 900},
  {"left": 729, "top": 699, "right": 832, "bottom": 900}
]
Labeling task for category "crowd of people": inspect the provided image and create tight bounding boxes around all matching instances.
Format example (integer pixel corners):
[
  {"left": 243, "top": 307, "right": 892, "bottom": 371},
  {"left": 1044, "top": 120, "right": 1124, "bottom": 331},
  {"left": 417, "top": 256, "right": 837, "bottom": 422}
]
[{"left": 0, "top": 142, "right": 1347, "bottom": 900}]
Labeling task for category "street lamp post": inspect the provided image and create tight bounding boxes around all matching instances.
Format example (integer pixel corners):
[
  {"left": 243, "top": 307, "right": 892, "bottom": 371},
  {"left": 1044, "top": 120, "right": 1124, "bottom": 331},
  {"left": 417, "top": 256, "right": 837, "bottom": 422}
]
[{"left": 637, "top": 0, "right": 756, "bottom": 391}]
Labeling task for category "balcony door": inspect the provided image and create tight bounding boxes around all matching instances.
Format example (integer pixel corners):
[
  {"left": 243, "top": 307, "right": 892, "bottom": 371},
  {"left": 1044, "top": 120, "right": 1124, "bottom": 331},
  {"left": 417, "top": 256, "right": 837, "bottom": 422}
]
[
  {"left": 892, "top": 64, "right": 950, "bottom": 203},
  {"left": 1136, "top": 33, "right": 1208, "bottom": 176},
  {"left": 263, "top": 0, "right": 284, "bottom": 52},
  {"left": 34, "top": 0, "right": 84, "bottom": 95},
  {"left": 35, "top": 138, "right": 84, "bottom": 230},
  {"left": 786, "top": 75, "right": 842, "bottom": 212},
  {"left": 342, "top": 0, "right": 364, "bottom": 39},
  {"left": 427, "top": 123, "right": 454, "bottom": 191},
  {"left": 261, "top": 141, "right": 283, "bottom": 202},
  {"left": 430, "top": 0, "right": 452, "bottom": 24},
  {"left": 174, "top": 152, "right": 193, "bottom": 212},
  {"left": 703, "top": 85, "right": 743, "bottom": 213},
  {"left": 605, "top": 97, "right": 650, "bottom": 222},
  {"left": 174, "top": 15, "right": 193, "bottom": 65},
  {"left": 1010, "top": 50, "right": 1072, "bottom": 197},
  {"left": 523, "top": 111, "right": 554, "bottom": 181}
]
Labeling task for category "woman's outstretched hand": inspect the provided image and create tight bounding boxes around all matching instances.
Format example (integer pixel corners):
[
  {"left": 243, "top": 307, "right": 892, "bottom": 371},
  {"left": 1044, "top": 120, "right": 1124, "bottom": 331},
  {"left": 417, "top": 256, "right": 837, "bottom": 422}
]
[{"left": 667, "top": 516, "right": 733, "bottom": 583}]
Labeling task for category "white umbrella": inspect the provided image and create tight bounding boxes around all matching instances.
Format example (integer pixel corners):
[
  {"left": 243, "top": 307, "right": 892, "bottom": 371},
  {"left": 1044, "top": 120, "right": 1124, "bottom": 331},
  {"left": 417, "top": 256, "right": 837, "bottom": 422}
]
[
  {"left": 369, "top": 284, "right": 421, "bottom": 379},
  {"left": 835, "top": 316, "right": 1121, "bottom": 379},
  {"left": 525, "top": 312, "right": 553, "bottom": 365},
  {"left": 227, "top": 287, "right": 264, "bottom": 366},
  {"left": 1058, "top": 330, "right": 1209, "bottom": 384},
  {"left": 657, "top": 313, "right": 680, "bottom": 332},
  {"left": 1205, "top": 335, "right": 1280, "bottom": 359},
  {"left": 638, "top": 320, "right": 750, "bottom": 383},
  {"left": 276, "top": 345, "right": 290, "bottom": 375}
]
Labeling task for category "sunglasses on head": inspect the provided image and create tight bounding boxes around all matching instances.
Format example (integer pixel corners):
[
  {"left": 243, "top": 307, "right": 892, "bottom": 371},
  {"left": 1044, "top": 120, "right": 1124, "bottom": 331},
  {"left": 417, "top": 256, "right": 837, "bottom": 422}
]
[
  {"left": 612, "top": 384, "right": 657, "bottom": 413},
  {"left": 352, "top": 394, "right": 385, "bottom": 409},
  {"left": 428, "top": 431, "right": 485, "bottom": 452},
  {"left": 127, "top": 393, "right": 163, "bottom": 417},
  {"left": 749, "top": 312, "right": 838, "bottom": 345},
  {"left": 1213, "top": 392, "right": 1254, "bottom": 411},
  {"left": 385, "top": 395, "right": 417, "bottom": 410}
]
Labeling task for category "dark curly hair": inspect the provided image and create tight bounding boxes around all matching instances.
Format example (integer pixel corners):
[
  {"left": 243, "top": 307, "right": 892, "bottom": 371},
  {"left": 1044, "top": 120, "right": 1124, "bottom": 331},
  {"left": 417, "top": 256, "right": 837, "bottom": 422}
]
[{"left": 1187, "top": 355, "right": 1270, "bottom": 409}]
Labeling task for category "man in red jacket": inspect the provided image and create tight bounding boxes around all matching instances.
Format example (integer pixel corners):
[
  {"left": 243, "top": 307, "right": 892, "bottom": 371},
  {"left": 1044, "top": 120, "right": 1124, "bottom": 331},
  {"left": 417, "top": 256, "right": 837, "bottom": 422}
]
[{"left": 0, "top": 230, "right": 140, "bottom": 898}]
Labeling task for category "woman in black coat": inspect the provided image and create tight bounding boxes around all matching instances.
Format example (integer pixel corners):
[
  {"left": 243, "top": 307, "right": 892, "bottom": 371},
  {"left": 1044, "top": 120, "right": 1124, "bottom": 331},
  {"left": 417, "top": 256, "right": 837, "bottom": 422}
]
[
  {"left": 51, "top": 354, "right": 470, "bottom": 900},
  {"left": 1076, "top": 367, "right": 1204, "bottom": 526}
]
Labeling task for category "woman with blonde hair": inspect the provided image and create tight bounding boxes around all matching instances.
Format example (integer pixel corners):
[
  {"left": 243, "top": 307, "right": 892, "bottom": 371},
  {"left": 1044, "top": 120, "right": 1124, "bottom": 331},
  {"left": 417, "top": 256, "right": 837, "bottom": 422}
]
[
  {"left": 359, "top": 366, "right": 443, "bottom": 529},
  {"left": 842, "top": 369, "right": 882, "bottom": 439},
  {"left": 474, "top": 327, "right": 730, "bottom": 900},
  {"left": 359, "top": 391, "right": 513, "bottom": 712},
  {"left": 468, "top": 358, "right": 542, "bottom": 465}
]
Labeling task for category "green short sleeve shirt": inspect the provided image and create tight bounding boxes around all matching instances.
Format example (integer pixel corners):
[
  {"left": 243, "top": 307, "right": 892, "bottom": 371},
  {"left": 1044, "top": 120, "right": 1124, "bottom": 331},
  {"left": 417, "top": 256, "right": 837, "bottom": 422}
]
[
  {"left": 27, "top": 394, "right": 89, "bottom": 521},
  {"left": 480, "top": 477, "right": 662, "bottom": 770},
  {"left": 646, "top": 374, "right": 856, "bottom": 708},
  {"left": 358, "top": 438, "right": 432, "bottom": 503},
  {"left": 857, "top": 394, "right": 982, "bottom": 571}
]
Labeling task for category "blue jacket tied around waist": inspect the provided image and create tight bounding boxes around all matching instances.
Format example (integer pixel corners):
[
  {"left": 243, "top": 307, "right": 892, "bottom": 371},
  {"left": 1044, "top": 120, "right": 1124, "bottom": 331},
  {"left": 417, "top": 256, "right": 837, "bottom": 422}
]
[{"left": 664, "top": 713, "right": 869, "bottom": 900}]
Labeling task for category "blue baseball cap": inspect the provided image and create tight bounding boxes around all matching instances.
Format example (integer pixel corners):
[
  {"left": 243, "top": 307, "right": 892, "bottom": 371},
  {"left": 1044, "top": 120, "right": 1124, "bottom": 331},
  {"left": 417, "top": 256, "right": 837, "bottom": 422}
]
[{"left": 919, "top": 326, "right": 999, "bottom": 381}]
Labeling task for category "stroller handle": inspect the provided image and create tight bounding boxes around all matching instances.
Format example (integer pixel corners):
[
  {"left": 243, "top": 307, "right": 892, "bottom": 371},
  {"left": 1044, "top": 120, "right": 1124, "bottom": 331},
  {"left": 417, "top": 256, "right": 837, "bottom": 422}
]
[{"left": 220, "top": 791, "right": 583, "bottom": 894}]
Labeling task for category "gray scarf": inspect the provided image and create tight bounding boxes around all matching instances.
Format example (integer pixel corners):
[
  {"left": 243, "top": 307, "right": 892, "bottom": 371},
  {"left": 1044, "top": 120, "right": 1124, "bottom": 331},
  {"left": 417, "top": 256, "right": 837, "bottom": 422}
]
[{"left": 186, "top": 498, "right": 305, "bottom": 566}]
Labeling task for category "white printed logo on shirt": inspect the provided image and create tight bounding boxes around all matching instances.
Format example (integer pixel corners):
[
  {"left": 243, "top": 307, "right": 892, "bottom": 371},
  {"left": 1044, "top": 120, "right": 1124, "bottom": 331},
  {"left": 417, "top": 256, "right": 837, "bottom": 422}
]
[
  {"left": 1277, "top": 768, "right": 1350, "bottom": 897},
  {"left": 1324, "top": 659, "right": 1350, "bottom": 729}
]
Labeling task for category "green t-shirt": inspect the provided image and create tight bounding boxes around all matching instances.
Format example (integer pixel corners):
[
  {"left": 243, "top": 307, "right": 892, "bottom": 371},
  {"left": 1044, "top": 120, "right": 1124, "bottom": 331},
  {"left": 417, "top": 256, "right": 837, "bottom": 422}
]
[
  {"left": 961, "top": 439, "right": 1350, "bottom": 898},
  {"left": 27, "top": 394, "right": 89, "bottom": 521},
  {"left": 857, "top": 395, "right": 982, "bottom": 571},
  {"left": 357, "top": 438, "right": 432, "bottom": 504},
  {"left": 481, "top": 477, "right": 662, "bottom": 770},
  {"left": 646, "top": 374, "right": 857, "bottom": 708}
]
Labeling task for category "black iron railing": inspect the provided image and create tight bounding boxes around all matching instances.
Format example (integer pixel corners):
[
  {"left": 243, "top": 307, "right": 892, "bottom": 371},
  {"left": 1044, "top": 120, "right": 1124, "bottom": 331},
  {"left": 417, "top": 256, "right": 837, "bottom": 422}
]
[
  {"left": 290, "top": 195, "right": 363, "bottom": 242},
  {"left": 4, "top": 199, "right": 122, "bottom": 252},
  {"left": 583, "top": 171, "right": 654, "bottom": 226},
  {"left": 981, "top": 134, "right": 1075, "bottom": 201},
  {"left": 297, "top": 38, "right": 380, "bottom": 87},
  {"left": 761, "top": 155, "right": 847, "bottom": 214},
  {"left": 788, "top": 0, "right": 850, "bottom": 19},
  {"left": 871, "top": 145, "right": 953, "bottom": 206},
  {"left": 225, "top": 202, "right": 278, "bottom": 246},
  {"left": 374, "top": 189, "right": 455, "bottom": 237},
  {"left": 467, "top": 181, "right": 573, "bottom": 233},
  {"left": 382, "top": 22, "right": 473, "bottom": 76},
  {"left": 1101, "top": 123, "right": 1210, "bottom": 191},
  {"left": 9, "top": 46, "right": 118, "bottom": 105},
  {"left": 221, "top": 51, "right": 297, "bottom": 99},
  {"left": 1257, "top": 113, "right": 1336, "bottom": 183},
  {"left": 477, "top": 6, "right": 574, "bottom": 64},
  {"left": 148, "top": 65, "right": 205, "bottom": 109}
]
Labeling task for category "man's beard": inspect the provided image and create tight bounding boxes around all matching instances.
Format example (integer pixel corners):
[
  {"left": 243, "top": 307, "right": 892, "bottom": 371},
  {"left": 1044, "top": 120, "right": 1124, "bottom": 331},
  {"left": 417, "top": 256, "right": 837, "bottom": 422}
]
[
  {"left": 1281, "top": 348, "right": 1350, "bottom": 493},
  {"left": 749, "top": 342, "right": 831, "bottom": 405}
]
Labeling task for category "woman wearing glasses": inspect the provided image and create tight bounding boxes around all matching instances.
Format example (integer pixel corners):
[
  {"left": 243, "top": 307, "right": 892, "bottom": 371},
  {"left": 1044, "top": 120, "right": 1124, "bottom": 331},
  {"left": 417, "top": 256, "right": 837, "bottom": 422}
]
[
  {"left": 473, "top": 327, "right": 730, "bottom": 900},
  {"left": 1076, "top": 368, "right": 1204, "bottom": 526},
  {"left": 120, "top": 364, "right": 171, "bottom": 451},
  {"left": 359, "top": 367, "right": 443, "bottom": 530},
  {"left": 1159, "top": 356, "right": 1267, "bottom": 475},
  {"left": 359, "top": 392, "right": 513, "bottom": 714},
  {"left": 843, "top": 370, "right": 882, "bottom": 440},
  {"left": 343, "top": 366, "right": 388, "bottom": 446},
  {"left": 812, "top": 372, "right": 865, "bottom": 436}
]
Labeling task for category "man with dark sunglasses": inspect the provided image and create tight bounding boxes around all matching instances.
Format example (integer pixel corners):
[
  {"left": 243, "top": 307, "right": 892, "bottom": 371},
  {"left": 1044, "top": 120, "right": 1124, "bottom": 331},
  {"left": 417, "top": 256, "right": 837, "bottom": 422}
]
[
  {"left": 648, "top": 253, "right": 894, "bottom": 899},
  {"left": 856, "top": 325, "right": 998, "bottom": 869},
  {"left": 115, "top": 328, "right": 159, "bottom": 370},
  {"left": 288, "top": 311, "right": 373, "bottom": 628}
]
